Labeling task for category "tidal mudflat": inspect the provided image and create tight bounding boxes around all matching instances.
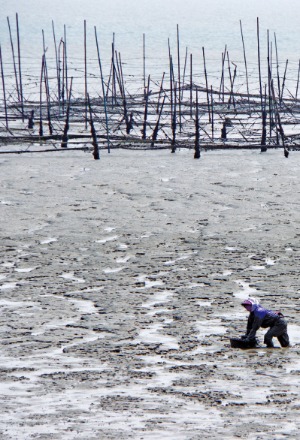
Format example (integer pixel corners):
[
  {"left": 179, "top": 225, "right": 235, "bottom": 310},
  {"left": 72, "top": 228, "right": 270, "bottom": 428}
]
[{"left": 1, "top": 148, "right": 300, "bottom": 439}]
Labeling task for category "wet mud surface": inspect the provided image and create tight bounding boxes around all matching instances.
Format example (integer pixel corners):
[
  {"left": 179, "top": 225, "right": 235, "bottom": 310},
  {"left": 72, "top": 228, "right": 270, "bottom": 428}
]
[{"left": 1, "top": 149, "right": 300, "bottom": 439}]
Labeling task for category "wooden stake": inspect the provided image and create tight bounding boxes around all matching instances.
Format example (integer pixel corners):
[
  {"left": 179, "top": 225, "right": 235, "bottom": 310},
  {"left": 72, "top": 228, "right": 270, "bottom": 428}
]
[
  {"left": 194, "top": 89, "right": 200, "bottom": 159},
  {"left": 142, "top": 74, "right": 150, "bottom": 140},
  {"left": 88, "top": 94, "right": 100, "bottom": 159},
  {"left": 171, "top": 82, "right": 177, "bottom": 153},
  {"left": 61, "top": 77, "right": 73, "bottom": 148}
]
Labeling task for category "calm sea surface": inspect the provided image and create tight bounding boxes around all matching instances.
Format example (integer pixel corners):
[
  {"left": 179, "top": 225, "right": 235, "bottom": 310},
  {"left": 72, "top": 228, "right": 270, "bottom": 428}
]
[{"left": 0, "top": 0, "right": 300, "bottom": 93}]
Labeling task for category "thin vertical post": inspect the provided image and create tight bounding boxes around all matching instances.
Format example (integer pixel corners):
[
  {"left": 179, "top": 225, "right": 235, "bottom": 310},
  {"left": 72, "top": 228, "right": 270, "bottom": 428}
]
[
  {"left": 181, "top": 46, "right": 188, "bottom": 101},
  {"left": 52, "top": 21, "right": 60, "bottom": 115},
  {"left": 194, "top": 89, "right": 200, "bottom": 159},
  {"left": 177, "top": 24, "right": 182, "bottom": 132},
  {"left": 39, "top": 55, "right": 45, "bottom": 137},
  {"left": 143, "top": 33, "right": 146, "bottom": 93},
  {"left": 16, "top": 13, "right": 24, "bottom": 121},
  {"left": 274, "top": 33, "right": 281, "bottom": 98},
  {"left": 240, "top": 20, "right": 250, "bottom": 103},
  {"left": 0, "top": 45, "right": 8, "bottom": 129},
  {"left": 296, "top": 60, "right": 300, "bottom": 100},
  {"left": 95, "top": 26, "right": 110, "bottom": 152},
  {"left": 64, "top": 25, "right": 68, "bottom": 94},
  {"left": 84, "top": 19, "right": 88, "bottom": 129},
  {"left": 211, "top": 85, "right": 214, "bottom": 140},
  {"left": 7, "top": 16, "right": 20, "bottom": 101},
  {"left": 280, "top": 59, "right": 288, "bottom": 104},
  {"left": 202, "top": 47, "right": 211, "bottom": 122},
  {"left": 257, "top": 17, "right": 263, "bottom": 111},
  {"left": 190, "top": 53, "right": 193, "bottom": 118}
]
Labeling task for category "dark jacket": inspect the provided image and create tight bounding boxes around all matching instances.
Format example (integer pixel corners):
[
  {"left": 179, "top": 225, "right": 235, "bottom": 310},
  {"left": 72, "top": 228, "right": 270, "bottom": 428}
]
[{"left": 246, "top": 305, "right": 283, "bottom": 339}]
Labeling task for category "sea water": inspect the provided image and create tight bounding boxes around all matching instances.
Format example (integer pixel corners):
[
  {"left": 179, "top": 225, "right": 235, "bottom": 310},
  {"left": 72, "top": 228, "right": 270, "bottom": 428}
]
[
  {"left": 1, "top": 0, "right": 300, "bottom": 71},
  {"left": 0, "top": 0, "right": 299, "bottom": 95}
]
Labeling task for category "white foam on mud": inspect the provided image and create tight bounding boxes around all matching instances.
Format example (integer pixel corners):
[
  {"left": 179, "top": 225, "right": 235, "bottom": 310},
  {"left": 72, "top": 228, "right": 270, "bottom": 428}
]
[
  {"left": 103, "top": 267, "right": 124, "bottom": 274},
  {"left": 0, "top": 299, "right": 38, "bottom": 309},
  {"left": 142, "top": 290, "right": 173, "bottom": 308},
  {"left": 116, "top": 255, "right": 132, "bottom": 263},
  {"left": 136, "top": 274, "right": 164, "bottom": 289},
  {"left": 104, "top": 227, "right": 116, "bottom": 232},
  {"left": 196, "top": 319, "right": 227, "bottom": 338},
  {"left": 249, "top": 265, "right": 266, "bottom": 270},
  {"left": 15, "top": 267, "right": 36, "bottom": 273},
  {"left": 59, "top": 272, "right": 85, "bottom": 283},
  {"left": 198, "top": 301, "right": 212, "bottom": 307},
  {"left": 265, "top": 258, "right": 277, "bottom": 265},
  {"left": 223, "top": 270, "right": 232, "bottom": 276},
  {"left": 96, "top": 235, "right": 119, "bottom": 243},
  {"left": 0, "top": 282, "right": 18, "bottom": 290},
  {"left": 68, "top": 297, "right": 97, "bottom": 314},
  {"left": 187, "top": 282, "right": 206, "bottom": 288},
  {"left": 135, "top": 324, "right": 179, "bottom": 350},
  {"left": 1, "top": 262, "right": 15, "bottom": 268},
  {"left": 234, "top": 280, "right": 259, "bottom": 300},
  {"left": 40, "top": 237, "right": 57, "bottom": 244}
]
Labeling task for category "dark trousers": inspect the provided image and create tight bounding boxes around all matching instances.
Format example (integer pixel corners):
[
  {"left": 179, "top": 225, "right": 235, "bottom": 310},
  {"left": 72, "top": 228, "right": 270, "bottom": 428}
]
[{"left": 264, "top": 318, "right": 289, "bottom": 347}]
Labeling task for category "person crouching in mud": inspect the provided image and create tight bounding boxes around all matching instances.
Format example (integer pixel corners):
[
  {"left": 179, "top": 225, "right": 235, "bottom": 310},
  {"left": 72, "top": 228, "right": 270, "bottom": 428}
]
[{"left": 241, "top": 297, "right": 290, "bottom": 348}]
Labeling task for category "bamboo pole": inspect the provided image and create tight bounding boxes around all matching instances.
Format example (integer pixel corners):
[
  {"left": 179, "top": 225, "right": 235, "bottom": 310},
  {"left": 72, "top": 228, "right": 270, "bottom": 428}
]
[
  {"left": 151, "top": 96, "right": 165, "bottom": 147},
  {"left": 177, "top": 24, "right": 182, "bottom": 132},
  {"left": 64, "top": 25, "right": 68, "bottom": 94},
  {"left": 202, "top": 47, "right": 211, "bottom": 122},
  {"left": 257, "top": 17, "right": 263, "bottom": 111},
  {"left": 239, "top": 21, "right": 250, "bottom": 102},
  {"left": 42, "top": 30, "right": 52, "bottom": 135},
  {"left": 143, "top": 33, "right": 146, "bottom": 94},
  {"left": 39, "top": 55, "right": 45, "bottom": 137},
  {"left": 295, "top": 60, "right": 300, "bottom": 100},
  {"left": 194, "top": 89, "right": 200, "bottom": 158},
  {"left": 274, "top": 33, "right": 281, "bottom": 98},
  {"left": 84, "top": 19, "right": 88, "bottom": 129},
  {"left": 61, "top": 77, "right": 73, "bottom": 148},
  {"left": 219, "top": 46, "right": 226, "bottom": 102},
  {"left": 0, "top": 45, "right": 8, "bottom": 129},
  {"left": 88, "top": 94, "right": 100, "bottom": 160},
  {"left": 7, "top": 16, "right": 20, "bottom": 101},
  {"left": 280, "top": 59, "right": 288, "bottom": 104},
  {"left": 181, "top": 46, "right": 188, "bottom": 101},
  {"left": 94, "top": 26, "right": 110, "bottom": 152},
  {"left": 171, "top": 82, "right": 177, "bottom": 153},
  {"left": 190, "top": 53, "right": 193, "bottom": 118},
  {"left": 52, "top": 20, "right": 60, "bottom": 115},
  {"left": 142, "top": 74, "right": 150, "bottom": 140},
  {"left": 211, "top": 85, "right": 214, "bottom": 140},
  {"left": 156, "top": 71, "right": 165, "bottom": 114},
  {"left": 16, "top": 13, "right": 24, "bottom": 121}
]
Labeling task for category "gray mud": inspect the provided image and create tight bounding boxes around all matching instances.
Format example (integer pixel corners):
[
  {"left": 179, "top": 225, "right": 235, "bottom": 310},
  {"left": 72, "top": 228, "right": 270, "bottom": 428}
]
[{"left": 1, "top": 149, "right": 300, "bottom": 439}]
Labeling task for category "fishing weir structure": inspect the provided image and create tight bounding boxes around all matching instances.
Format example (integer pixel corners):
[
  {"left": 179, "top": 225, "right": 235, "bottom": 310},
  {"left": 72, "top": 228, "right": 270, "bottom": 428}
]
[{"left": 0, "top": 15, "right": 300, "bottom": 158}]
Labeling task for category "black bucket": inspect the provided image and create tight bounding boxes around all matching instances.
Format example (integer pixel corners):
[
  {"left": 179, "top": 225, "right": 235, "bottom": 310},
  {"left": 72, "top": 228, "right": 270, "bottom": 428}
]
[{"left": 230, "top": 337, "right": 259, "bottom": 349}]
